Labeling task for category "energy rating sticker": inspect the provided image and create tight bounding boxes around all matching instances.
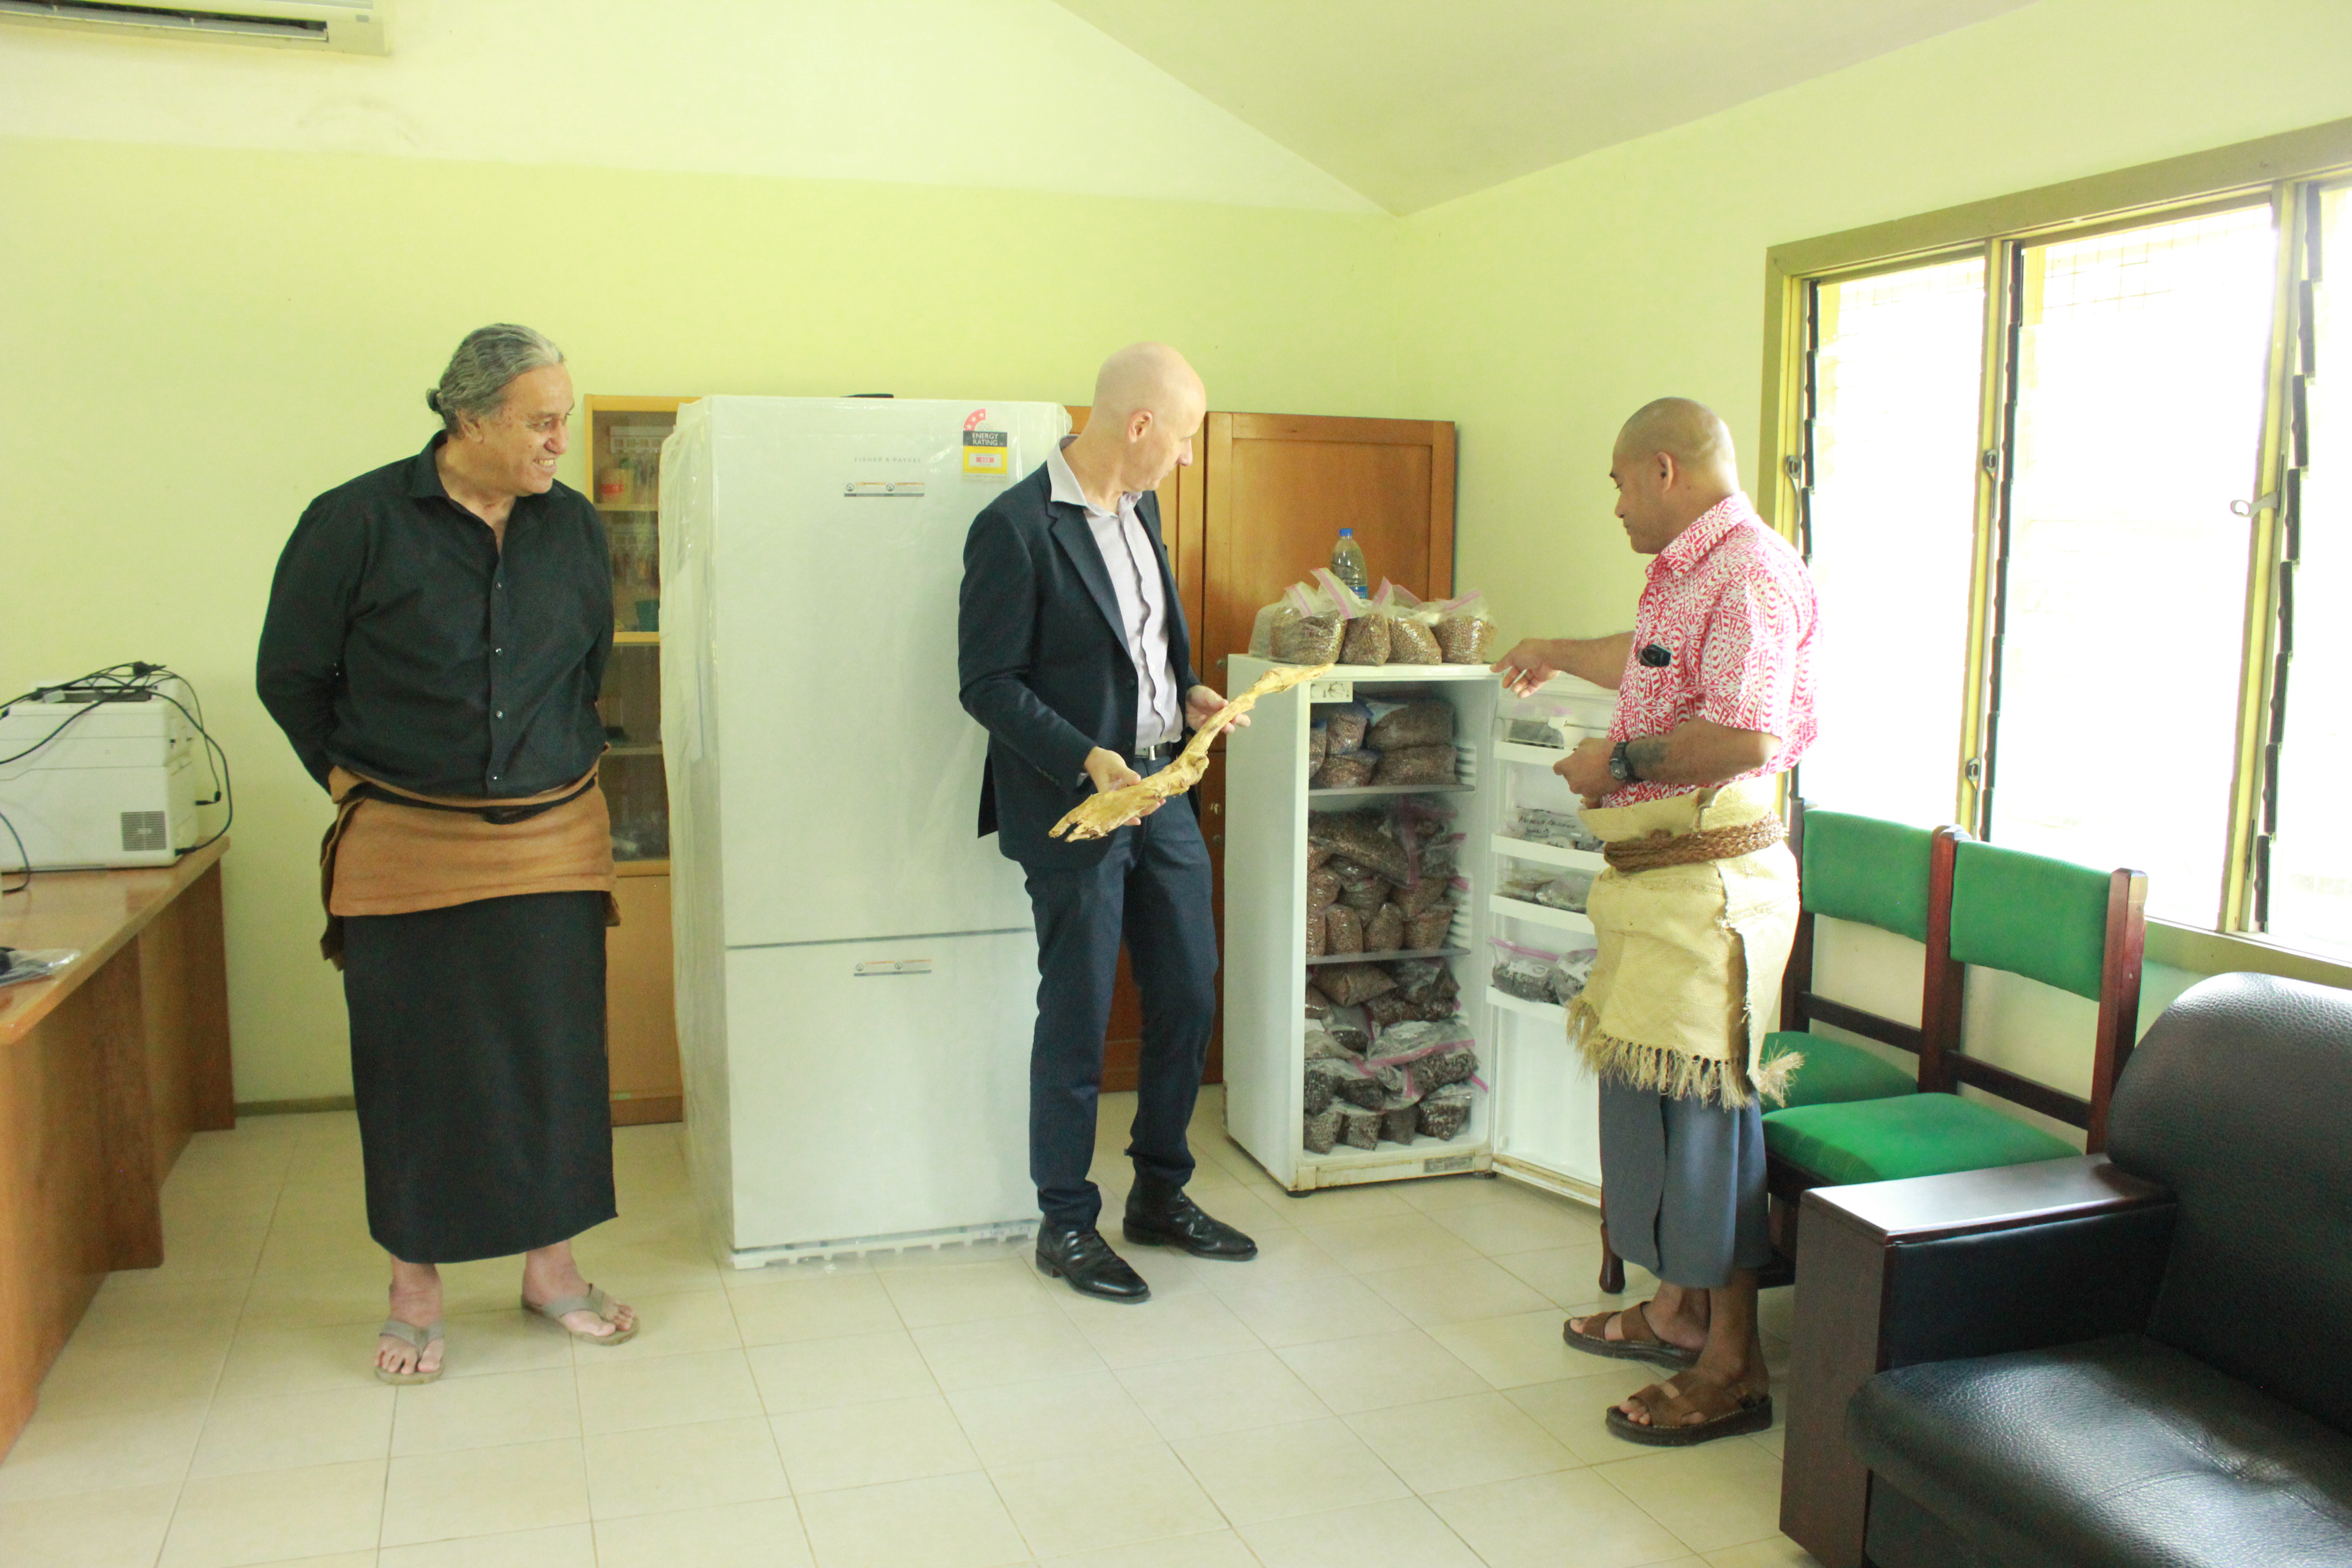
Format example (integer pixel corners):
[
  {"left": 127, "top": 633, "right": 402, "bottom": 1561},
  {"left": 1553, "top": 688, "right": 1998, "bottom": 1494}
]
[{"left": 962, "top": 428, "right": 1009, "bottom": 476}]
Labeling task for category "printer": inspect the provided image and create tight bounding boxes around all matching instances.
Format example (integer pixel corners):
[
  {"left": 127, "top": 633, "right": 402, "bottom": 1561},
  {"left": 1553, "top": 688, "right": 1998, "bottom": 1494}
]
[{"left": 0, "top": 688, "right": 202, "bottom": 869}]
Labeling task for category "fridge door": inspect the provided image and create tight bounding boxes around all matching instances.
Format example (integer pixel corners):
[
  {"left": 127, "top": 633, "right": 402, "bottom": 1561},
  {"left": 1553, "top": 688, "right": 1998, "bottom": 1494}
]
[
  {"left": 721, "top": 929, "right": 1039, "bottom": 1262},
  {"left": 696, "top": 396, "right": 1068, "bottom": 950}
]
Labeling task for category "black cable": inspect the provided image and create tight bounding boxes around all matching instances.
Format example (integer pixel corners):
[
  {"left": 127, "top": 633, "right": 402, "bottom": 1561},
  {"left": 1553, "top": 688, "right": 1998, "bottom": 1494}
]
[{"left": 0, "top": 806, "right": 27, "bottom": 895}]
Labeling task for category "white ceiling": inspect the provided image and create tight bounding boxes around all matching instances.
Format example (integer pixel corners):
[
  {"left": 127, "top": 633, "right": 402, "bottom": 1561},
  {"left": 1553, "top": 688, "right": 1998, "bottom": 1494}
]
[
  {"left": 1054, "top": 0, "right": 2037, "bottom": 212},
  {"left": 0, "top": 0, "right": 1376, "bottom": 211},
  {"left": 0, "top": 0, "right": 2034, "bottom": 213}
]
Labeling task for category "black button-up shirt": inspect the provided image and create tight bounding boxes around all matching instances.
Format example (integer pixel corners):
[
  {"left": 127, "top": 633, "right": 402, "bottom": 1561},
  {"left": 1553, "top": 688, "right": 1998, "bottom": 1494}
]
[{"left": 257, "top": 435, "right": 613, "bottom": 797}]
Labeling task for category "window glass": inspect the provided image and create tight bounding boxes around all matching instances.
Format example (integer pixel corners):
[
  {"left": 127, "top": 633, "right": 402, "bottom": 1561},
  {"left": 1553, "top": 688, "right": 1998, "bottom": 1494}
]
[
  {"left": 1989, "top": 206, "right": 2277, "bottom": 923},
  {"left": 2267, "top": 185, "right": 2352, "bottom": 956},
  {"left": 1798, "top": 257, "right": 1986, "bottom": 829}
]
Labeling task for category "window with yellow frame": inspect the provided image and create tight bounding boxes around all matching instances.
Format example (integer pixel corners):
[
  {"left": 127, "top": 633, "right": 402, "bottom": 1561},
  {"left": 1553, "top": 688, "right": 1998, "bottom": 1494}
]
[{"left": 1757, "top": 118, "right": 2352, "bottom": 966}]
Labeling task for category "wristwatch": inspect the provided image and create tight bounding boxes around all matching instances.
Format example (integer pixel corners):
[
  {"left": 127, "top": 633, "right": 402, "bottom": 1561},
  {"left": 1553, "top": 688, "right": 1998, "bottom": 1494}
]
[{"left": 1607, "top": 740, "right": 1639, "bottom": 784}]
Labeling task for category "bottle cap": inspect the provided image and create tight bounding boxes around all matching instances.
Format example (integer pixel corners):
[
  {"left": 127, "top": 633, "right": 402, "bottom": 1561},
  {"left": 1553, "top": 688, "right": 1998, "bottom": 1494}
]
[{"left": 1339, "top": 528, "right": 1354, "bottom": 537}]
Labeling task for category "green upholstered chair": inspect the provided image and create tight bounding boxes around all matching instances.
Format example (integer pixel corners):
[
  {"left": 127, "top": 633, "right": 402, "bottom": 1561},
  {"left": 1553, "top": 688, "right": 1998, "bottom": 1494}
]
[
  {"left": 1763, "top": 828, "right": 2149, "bottom": 1220},
  {"left": 1764, "top": 798, "right": 1941, "bottom": 1112}
]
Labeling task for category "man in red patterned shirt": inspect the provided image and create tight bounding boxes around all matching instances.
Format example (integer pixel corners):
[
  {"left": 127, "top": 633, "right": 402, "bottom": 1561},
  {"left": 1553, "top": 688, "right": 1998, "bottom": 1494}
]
[{"left": 1494, "top": 397, "right": 1817, "bottom": 1447}]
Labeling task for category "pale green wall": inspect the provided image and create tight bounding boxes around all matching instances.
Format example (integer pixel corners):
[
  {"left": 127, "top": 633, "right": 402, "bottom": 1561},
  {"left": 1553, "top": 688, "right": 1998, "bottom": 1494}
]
[
  {"left": 1390, "top": 0, "right": 2352, "bottom": 1088},
  {"left": 1402, "top": 0, "right": 2352, "bottom": 652},
  {"left": 8, "top": 0, "right": 2351, "bottom": 1103},
  {"left": 0, "top": 137, "right": 1400, "bottom": 1101}
]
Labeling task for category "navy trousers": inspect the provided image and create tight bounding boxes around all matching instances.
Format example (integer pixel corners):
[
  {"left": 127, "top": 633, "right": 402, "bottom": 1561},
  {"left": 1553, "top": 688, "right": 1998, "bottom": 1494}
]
[{"left": 1018, "top": 766, "right": 1220, "bottom": 1231}]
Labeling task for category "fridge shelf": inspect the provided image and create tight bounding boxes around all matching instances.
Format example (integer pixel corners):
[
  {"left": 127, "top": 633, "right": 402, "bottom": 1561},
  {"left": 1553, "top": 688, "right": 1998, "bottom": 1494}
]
[
  {"left": 1488, "top": 894, "right": 1595, "bottom": 935},
  {"left": 1490, "top": 836, "right": 1604, "bottom": 872},
  {"left": 1305, "top": 946, "right": 1468, "bottom": 967},
  {"left": 1487, "top": 987, "right": 1568, "bottom": 1025},
  {"left": 1309, "top": 783, "right": 1476, "bottom": 800},
  {"left": 1494, "top": 740, "right": 1569, "bottom": 766}
]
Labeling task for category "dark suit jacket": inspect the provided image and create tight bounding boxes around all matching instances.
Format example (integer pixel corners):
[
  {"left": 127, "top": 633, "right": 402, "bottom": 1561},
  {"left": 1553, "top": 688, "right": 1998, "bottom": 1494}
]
[{"left": 958, "top": 463, "right": 1199, "bottom": 866}]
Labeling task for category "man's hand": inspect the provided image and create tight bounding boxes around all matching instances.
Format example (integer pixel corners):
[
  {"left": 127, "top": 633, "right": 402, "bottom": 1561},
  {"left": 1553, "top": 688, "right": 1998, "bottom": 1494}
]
[
  {"left": 1492, "top": 639, "right": 1561, "bottom": 697},
  {"left": 1083, "top": 746, "right": 1160, "bottom": 826},
  {"left": 1557, "top": 736, "right": 1615, "bottom": 806},
  {"left": 1186, "top": 684, "right": 1247, "bottom": 733}
]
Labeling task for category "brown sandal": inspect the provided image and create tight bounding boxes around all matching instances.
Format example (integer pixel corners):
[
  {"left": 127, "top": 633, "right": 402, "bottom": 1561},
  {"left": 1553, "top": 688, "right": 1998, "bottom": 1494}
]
[
  {"left": 1563, "top": 1302, "right": 1700, "bottom": 1369},
  {"left": 1604, "top": 1375, "right": 1773, "bottom": 1446}
]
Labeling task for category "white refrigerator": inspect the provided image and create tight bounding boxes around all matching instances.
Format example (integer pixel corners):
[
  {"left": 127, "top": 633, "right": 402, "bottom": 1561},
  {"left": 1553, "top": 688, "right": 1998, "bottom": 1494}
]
[{"left": 659, "top": 395, "right": 1070, "bottom": 1267}]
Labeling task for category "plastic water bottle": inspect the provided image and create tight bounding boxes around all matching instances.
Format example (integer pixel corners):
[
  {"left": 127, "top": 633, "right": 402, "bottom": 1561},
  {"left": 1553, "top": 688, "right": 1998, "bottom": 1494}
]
[{"left": 1329, "top": 529, "right": 1370, "bottom": 597}]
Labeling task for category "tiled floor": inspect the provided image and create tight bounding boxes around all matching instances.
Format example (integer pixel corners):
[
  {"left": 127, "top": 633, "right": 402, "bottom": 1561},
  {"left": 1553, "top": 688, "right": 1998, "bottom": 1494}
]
[{"left": 0, "top": 1088, "right": 1823, "bottom": 1568}]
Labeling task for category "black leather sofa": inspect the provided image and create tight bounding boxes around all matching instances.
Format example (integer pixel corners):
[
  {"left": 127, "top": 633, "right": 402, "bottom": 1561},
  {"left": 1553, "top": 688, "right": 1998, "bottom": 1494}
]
[{"left": 1779, "top": 971, "right": 2352, "bottom": 1568}]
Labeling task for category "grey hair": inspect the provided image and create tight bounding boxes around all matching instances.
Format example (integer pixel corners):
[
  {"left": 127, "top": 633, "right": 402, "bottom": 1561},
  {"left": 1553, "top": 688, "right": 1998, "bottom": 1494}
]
[{"left": 426, "top": 323, "right": 565, "bottom": 433}]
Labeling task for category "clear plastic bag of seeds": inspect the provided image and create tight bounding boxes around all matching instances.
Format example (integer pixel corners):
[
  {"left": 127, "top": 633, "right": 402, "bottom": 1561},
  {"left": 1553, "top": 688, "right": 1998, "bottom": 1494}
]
[
  {"left": 1319, "top": 702, "right": 1372, "bottom": 755},
  {"left": 1490, "top": 938, "right": 1561, "bottom": 1003},
  {"left": 1336, "top": 1102, "right": 1382, "bottom": 1149},
  {"left": 1435, "top": 591, "right": 1498, "bottom": 663},
  {"left": 1364, "top": 903, "right": 1406, "bottom": 953},
  {"left": 1388, "top": 958, "right": 1459, "bottom": 1007},
  {"left": 1314, "top": 750, "right": 1381, "bottom": 789},
  {"left": 1548, "top": 945, "right": 1599, "bottom": 1006},
  {"left": 1316, "top": 960, "right": 1395, "bottom": 1007},
  {"left": 1304, "top": 1026, "right": 1357, "bottom": 1062},
  {"left": 1403, "top": 905, "right": 1457, "bottom": 951},
  {"left": 1334, "top": 576, "right": 1393, "bottom": 665},
  {"left": 1373, "top": 744, "right": 1456, "bottom": 787},
  {"left": 1368, "top": 696, "right": 1455, "bottom": 750},
  {"left": 1417, "top": 1083, "right": 1475, "bottom": 1141},
  {"left": 1380, "top": 582, "right": 1445, "bottom": 664},
  {"left": 1303, "top": 1057, "right": 1354, "bottom": 1115},
  {"left": 1379, "top": 1098, "right": 1421, "bottom": 1143},
  {"left": 1323, "top": 904, "right": 1365, "bottom": 955},
  {"left": 1304, "top": 1105, "right": 1343, "bottom": 1154}
]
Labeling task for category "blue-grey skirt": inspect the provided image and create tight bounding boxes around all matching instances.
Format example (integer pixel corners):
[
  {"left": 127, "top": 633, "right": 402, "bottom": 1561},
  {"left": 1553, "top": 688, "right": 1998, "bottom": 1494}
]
[{"left": 1600, "top": 1078, "right": 1773, "bottom": 1289}]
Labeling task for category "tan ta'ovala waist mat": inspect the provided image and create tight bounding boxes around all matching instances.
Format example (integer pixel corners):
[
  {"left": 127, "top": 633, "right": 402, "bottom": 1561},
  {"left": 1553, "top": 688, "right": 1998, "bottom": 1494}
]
[{"left": 318, "top": 764, "right": 618, "bottom": 967}]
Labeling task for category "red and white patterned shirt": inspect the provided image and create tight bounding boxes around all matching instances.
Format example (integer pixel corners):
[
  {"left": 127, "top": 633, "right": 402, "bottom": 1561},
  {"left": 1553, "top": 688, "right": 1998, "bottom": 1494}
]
[{"left": 1603, "top": 493, "right": 1818, "bottom": 807}]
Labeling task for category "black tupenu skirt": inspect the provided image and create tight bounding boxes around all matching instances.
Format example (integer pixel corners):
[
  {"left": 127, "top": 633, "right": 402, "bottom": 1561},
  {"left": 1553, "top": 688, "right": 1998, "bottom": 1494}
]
[{"left": 341, "top": 891, "right": 617, "bottom": 1263}]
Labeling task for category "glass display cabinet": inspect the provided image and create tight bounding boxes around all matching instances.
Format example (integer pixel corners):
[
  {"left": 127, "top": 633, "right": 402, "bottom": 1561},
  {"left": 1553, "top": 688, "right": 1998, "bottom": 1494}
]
[{"left": 585, "top": 395, "right": 688, "bottom": 1123}]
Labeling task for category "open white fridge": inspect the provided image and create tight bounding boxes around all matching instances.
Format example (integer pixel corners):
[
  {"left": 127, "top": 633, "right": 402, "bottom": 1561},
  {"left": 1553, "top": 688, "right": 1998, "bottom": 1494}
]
[
  {"left": 659, "top": 395, "right": 1070, "bottom": 1267},
  {"left": 1222, "top": 656, "right": 1621, "bottom": 1203}
]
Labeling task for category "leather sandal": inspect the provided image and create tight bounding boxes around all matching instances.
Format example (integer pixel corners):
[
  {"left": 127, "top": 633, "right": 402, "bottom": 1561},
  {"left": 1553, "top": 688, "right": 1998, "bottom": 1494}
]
[
  {"left": 521, "top": 1285, "right": 638, "bottom": 1345},
  {"left": 1605, "top": 1375, "right": 1773, "bottom": 1446},
  {"left": 1563, "top": 1302, "right": 1700, "bottom": 1369},
  {"left": 375, "top": 1319, "right": 444, "bottom": 1385}
]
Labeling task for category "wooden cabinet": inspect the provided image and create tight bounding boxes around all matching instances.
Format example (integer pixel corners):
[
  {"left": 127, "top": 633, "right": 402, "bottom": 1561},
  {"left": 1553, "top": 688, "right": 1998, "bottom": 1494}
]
[
  {"left": 1083, "top": 410, "right": 1458, "bottom": 1093},
  {"left": 1201, "top": 413, "right": 1458, "bottom": 676},
  {"left": 586, "top": 396, "right": 687, "bottom": 1125}
]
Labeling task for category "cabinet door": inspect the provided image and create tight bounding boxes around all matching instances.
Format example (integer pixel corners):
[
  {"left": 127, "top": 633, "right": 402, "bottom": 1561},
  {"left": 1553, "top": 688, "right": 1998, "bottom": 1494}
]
[
  {"left": 1202, "top": 413, "right": 1458, "bottom": 676},
  {"left": 607, "top": 873, "right": 681, "bottom": 1126}
]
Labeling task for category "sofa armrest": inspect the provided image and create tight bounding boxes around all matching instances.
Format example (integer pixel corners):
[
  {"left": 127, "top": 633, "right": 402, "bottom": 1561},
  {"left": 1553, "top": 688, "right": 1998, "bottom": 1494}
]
[{"left": 1780, "top": 1156, "right": 2175, "bottom": 1568}]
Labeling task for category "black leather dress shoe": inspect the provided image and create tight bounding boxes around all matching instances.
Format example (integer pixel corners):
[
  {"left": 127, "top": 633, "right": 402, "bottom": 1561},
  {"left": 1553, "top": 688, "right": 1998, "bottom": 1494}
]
[
  {"left": 1122, "top": 1185, "right": 1258, "bottom": 1260},
  {"left": 1035, "top": 1225, "right": 1150, "bottom": 1303}
]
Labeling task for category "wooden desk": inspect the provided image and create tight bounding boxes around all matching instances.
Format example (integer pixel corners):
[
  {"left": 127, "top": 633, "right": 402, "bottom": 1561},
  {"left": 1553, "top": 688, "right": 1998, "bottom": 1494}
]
[{"left": 0, "top": 839, "right": 233, "bottom": 1456}]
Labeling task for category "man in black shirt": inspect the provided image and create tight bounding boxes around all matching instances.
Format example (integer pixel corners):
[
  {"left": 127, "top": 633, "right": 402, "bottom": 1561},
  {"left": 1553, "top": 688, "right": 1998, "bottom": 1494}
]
[{"left": 259, "top": 324, "right": 637, "bottom": 1383}]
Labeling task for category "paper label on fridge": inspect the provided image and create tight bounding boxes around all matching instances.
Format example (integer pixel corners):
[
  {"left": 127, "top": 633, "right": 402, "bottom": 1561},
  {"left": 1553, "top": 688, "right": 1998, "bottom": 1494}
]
[{"left": 962, "top": 428, "right": 1010, "bottom": 477}]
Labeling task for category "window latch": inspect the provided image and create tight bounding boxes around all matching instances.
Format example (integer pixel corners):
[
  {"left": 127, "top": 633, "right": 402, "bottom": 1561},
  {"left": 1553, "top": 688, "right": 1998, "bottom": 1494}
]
[
  {"left": 1980, "top": 449, "right": 2001, "bottom": 478},
  {"left": 1964, "top": 756, "right": 1985, "bottom": 784},
  {"left": 2231, "top": 492, "right": 2279, "bottom": 518}
]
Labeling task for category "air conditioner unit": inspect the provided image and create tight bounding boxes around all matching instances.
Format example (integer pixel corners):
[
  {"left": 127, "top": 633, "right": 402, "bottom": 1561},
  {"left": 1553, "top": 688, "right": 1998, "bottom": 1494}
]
[{"left": 0, "top": 0, "right": 388, "bottom": 55}]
